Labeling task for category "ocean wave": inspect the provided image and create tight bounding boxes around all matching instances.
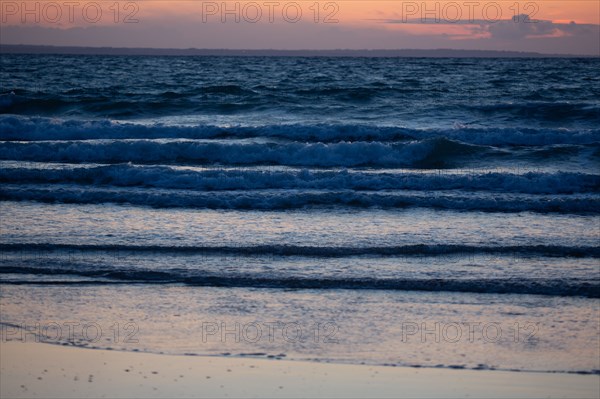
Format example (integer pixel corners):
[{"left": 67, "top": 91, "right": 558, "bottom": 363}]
[
  {"left": 1, "top": 164, "right": 598, "bottom": 194},
  {"left": 0, "top": 91, "right": 262, "bottom": 117},
  {"left": 0, "top": 137, "right": 489, "bottom": 168},
  {"left": 2, "top": 243, "right": 598, "bottom": 257},
  {"left": 1, "top": 262, "right": 597, "bottom": 297},
  {"left": 1, "top": 185, "right": 598, "bottom": 213},
  {"left": 468, "top": 102, "right": 600, "bottom": 123},
  {"left": 1, "top": 116, "right": 599, "bottom": 146}
]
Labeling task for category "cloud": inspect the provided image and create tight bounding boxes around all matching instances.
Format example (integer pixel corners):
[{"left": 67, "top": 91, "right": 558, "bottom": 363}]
[
  {"left": 380, "top": 14, "right": 598, "bottom": 39},
  {"left": 486, "top": 15, "right": 593, "bottom": 40},
  {"left": 1, "top": 14, "right": 599, "bottom": 55},
  {"left": 376, "top": 14, "right": 599, "bottom": 54}
]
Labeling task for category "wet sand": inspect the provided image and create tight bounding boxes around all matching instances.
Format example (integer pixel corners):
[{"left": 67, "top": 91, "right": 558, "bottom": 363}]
[{"left": 1, "top": 341, "right": 598, "bottom": 398}]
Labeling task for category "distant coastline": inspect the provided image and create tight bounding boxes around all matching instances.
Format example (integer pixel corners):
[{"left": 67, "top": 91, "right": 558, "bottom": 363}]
[{"left": 0, "top": 44, "right": 594, "bottom": 57}]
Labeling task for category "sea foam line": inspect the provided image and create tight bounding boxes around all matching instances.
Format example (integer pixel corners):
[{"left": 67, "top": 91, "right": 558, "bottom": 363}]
[
  {"left": 1, "top": 116, "right": 599, "bottom": 145},
  {"left": 1, "top": 266, "right": 597, "bottom": 298},
  {"left": 1, "top": 185, "right": 598, "bottom": 213},
  {"left": 1, "top": 164, "right": 598, "bottom": 194},
  {"left": 1, "top": 243, "right": 598, "bottom": 257}
]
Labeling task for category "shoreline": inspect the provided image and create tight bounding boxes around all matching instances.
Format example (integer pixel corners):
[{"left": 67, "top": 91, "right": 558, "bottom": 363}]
[{"left": 1, "top": 341, "right": 598, "bottom": 398}]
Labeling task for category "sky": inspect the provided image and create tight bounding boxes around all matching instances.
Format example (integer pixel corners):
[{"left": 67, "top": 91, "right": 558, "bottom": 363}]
[{"left": 1, "top": 1, "right": 599, "bottom": 55}]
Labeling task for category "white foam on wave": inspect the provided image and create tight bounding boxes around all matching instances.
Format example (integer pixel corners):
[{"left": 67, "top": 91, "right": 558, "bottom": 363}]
[
  {"left": 1, "top": 184, "right": 597, "bottom": 213},
  {"left": 1, "top": 164, "right": 598, "bottom": 194},
  {"left": 1, "top": 115, "right": 599, "bottom": 146},
  {"left": 0, "top": 137, "right": 487, "bottom": 168}
]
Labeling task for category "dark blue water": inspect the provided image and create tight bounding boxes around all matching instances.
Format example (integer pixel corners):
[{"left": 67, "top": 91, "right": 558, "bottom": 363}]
[
  {"left": 2, "top": 56, "right": 599, "bottom": 128},
  {"left": 0, "top": 55, "right": 599, "bottom": 372},
  {"left": 1, "top": 56, "right": 599, "bottom": 210}
]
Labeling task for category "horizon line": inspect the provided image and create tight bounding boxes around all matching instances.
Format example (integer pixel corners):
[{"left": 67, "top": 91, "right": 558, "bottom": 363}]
[{"left": 1, "top": 44, "right": 597, "bottom": 58}]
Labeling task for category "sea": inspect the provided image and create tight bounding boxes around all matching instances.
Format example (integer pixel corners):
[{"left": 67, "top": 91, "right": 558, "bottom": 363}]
[{"left": 0, "top": 55, "right": 598, "bottom": 373}]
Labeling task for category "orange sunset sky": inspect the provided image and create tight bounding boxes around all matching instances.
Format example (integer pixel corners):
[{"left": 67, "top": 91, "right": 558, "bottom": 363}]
[{"left": 1, "top": 1, "right": 599, "bottom": 54}]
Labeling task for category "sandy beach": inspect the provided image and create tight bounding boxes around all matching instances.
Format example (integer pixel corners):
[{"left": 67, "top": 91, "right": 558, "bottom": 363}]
[{"left": 1, "top": 341, "right": 598, "bottom": 398}]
